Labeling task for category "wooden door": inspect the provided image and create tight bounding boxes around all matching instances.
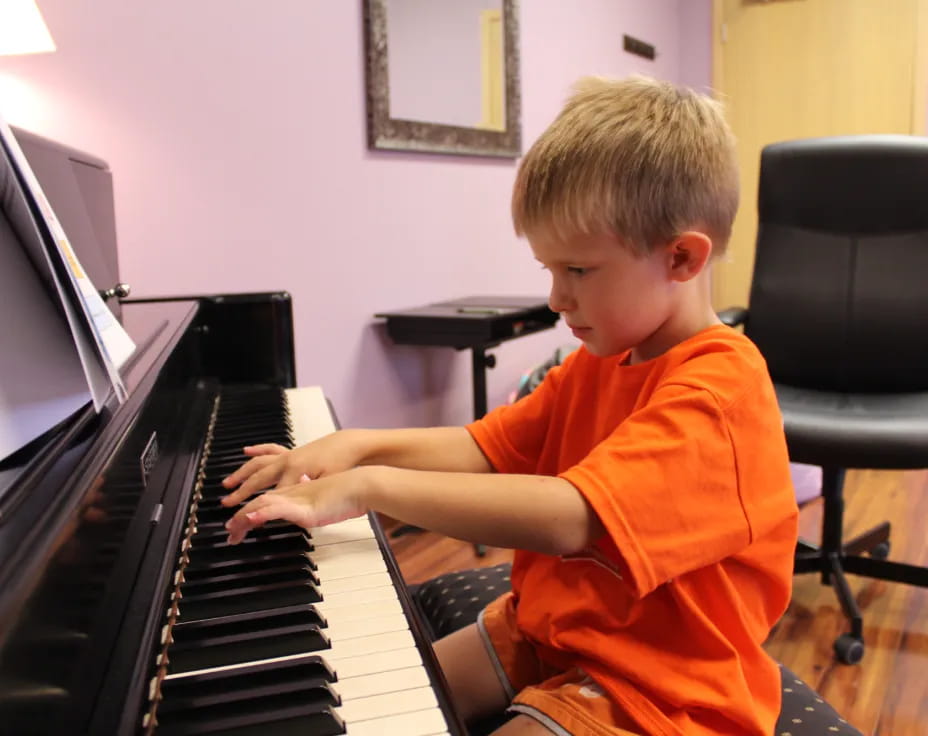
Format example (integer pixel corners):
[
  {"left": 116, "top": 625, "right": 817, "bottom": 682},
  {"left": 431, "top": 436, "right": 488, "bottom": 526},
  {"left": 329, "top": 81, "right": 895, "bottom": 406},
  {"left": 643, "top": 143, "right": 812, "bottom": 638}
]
[{"left": 711, "top": 0, "right": 928, "bottom": 310}]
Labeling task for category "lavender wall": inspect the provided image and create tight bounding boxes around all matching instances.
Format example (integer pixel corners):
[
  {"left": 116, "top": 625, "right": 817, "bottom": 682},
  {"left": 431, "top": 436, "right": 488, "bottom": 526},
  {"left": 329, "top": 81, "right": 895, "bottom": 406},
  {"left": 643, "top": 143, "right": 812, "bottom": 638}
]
[{"left": 0, "top": 0, "right": 711, "bottom": 429}]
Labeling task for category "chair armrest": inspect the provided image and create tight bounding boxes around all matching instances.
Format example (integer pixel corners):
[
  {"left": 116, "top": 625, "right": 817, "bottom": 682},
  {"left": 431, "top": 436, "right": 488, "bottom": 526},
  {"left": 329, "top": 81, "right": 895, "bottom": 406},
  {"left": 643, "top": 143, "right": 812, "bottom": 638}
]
[{"left": 717, "top": 307, "right": 748, "bottom": 327}]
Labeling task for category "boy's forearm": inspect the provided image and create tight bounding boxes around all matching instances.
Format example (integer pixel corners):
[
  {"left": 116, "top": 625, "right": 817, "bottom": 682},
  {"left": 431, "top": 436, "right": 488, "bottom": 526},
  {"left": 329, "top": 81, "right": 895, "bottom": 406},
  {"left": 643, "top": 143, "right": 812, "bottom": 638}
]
[
  {"left": 362, "top": 466, "right": 604, "bottom": 555},
  {"left": 347, "top": 427, "right": 493, "bottom": 473}
]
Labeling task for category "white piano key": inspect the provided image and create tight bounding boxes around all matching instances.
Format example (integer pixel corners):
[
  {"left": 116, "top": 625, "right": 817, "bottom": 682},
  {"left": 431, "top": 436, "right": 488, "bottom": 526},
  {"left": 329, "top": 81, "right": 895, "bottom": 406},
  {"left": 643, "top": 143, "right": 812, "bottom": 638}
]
[
  {"left": 285, "top": 386, "right": 336, "bottom": 443},
  {"left": 326, "top": 613, "right": 410, "bottom": 641},
  {"left": 315, "top": 550, "right": 390, "bottom": 580},
  {"left": 344, "top": 707, "right": 449, "bottom": 736},
  {"left": 330, "top": 646, "right": 423, "bottom": 679},
  {"left": 316, "top": 583, "right": 400, "bottom": 612},
  {"left": 337, "top": 666, "right": 431, "bottom": 700},
  {"left": 316, "top": 590, "right": 403, "bottom": 622},
  {"left": 311, "top": 517, "right": 376, "bottom": 547},
  {"left": 326, "top": 629, "right": 416, "bottom": 661},
  {"left": 316, "top": 570, "right": 393, "bottom": 594},
  {"left": 338, "top": 685, "right": 437, "bottom": 723},
  {"left": 312, "top": 537, "right": 382, "bottom": 559}
]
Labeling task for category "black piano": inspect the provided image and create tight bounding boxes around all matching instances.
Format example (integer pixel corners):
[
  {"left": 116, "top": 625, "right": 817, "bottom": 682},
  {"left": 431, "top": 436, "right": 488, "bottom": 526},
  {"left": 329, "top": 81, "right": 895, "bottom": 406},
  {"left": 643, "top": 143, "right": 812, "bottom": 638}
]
[{"left": 0, "top": 133, "right": 464, "bottom": 735}]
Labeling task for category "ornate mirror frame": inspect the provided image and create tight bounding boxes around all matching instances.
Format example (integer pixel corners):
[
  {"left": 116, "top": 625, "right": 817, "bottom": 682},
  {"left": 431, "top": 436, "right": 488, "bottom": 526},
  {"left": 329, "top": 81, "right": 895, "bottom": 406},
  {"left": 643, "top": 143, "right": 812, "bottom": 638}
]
[{"left": 363, "top": 0, "right": 522, "bottom": 158}]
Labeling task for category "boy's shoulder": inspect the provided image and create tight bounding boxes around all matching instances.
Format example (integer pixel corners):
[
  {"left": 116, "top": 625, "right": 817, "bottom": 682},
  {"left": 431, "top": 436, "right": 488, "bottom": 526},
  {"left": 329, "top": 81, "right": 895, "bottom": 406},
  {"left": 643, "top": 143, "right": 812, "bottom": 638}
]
[
  {"left": 656, "top": 325, "right": 773, "bottom": 408},
  {"left": 564, "top": 325, "right": 772, "bottom": 406}
]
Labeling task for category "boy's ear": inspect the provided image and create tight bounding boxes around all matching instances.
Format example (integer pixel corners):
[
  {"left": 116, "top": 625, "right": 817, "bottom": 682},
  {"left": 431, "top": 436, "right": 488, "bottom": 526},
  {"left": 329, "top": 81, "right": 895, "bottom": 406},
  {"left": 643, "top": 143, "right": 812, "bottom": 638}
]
[{"left": 666, "top": 231, "right": 713, "bottom": 282}]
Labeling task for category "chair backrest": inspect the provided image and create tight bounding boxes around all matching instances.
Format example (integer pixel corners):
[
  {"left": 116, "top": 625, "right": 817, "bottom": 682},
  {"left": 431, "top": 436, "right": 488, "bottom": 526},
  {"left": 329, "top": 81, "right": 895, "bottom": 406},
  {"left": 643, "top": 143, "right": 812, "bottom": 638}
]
[{"left": 744, "top": 135, "right": 928, "bottom": 393}]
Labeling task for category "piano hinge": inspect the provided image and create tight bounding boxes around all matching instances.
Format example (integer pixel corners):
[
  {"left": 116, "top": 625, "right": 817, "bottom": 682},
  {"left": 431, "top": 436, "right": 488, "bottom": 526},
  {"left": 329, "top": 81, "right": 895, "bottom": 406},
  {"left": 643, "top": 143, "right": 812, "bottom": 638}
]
[{"left": 150, "top": 503, "right": 163, "bottom": 525}]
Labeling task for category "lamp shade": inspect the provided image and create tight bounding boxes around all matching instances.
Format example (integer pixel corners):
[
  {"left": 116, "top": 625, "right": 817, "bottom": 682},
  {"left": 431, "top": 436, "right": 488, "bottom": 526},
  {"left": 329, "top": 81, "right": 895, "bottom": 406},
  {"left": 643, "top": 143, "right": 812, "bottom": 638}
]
[{"left": 0, "top": 0, "right": 56, "bottom": 55}]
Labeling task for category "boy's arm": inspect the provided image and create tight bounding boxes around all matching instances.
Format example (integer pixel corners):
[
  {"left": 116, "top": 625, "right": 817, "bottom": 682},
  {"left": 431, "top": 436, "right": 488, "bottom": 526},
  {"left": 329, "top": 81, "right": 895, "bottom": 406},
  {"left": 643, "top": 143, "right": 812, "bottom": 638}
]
[
  {"left": 221, "top": 426, "right": 492, "bottom": 506},
  {"left": 225, "top": 465, "right": 605, "bottom": 556},
  {"left": 356, "top": 427, "right": 493, "bottom": 472}
]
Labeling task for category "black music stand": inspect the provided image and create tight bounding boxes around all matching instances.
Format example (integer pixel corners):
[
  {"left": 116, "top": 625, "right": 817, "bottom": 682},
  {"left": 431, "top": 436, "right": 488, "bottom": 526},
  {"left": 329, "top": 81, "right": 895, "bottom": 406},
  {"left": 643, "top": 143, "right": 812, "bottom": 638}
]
[
  {"left": 376, "top": 296, "right": 560, "bottom": 555},
  {"left": 376, "top": 296, "right": 559, "bottom": 421}
]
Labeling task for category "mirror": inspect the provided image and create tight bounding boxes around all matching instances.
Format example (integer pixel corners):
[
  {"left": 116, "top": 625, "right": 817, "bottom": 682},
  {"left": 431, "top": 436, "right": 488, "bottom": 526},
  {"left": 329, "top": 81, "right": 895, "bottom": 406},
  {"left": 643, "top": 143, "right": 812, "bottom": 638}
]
[{"left": 363, "top": 0, "right": 522, "bottom": 158}]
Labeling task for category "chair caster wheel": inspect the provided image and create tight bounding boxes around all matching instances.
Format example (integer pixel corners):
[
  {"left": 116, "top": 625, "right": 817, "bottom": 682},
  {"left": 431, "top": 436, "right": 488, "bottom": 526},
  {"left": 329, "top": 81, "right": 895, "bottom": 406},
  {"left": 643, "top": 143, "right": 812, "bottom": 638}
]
[
  {"left": 869, "top": 541, "right": 890, "bottom": 559},
  {"left": 834, "top": 634, "right": 864, "bottom": 664}
]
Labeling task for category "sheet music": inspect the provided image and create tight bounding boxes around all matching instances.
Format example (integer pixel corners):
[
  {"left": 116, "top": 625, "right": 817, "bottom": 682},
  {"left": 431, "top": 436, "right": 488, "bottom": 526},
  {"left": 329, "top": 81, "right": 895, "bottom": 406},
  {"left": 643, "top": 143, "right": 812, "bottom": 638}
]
[
  {"left": 0, "top": 203, "right": 91, "bottom": 463},
  {"left": 0, "top": 114, "right": 134, "bottom": 409}
]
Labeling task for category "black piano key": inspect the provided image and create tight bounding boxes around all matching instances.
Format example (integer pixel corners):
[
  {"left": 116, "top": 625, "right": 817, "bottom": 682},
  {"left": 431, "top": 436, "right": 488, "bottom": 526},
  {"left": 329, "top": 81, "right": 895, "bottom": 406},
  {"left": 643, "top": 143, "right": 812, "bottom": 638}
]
[
  {"left": 206, "top": 427, "right": 290, "bottom": 446},
  {"left": 184, "top": 534, "right": 309, "bottom": 566},
  {"left": 191, "top": 522, "right": 313, "bottom": 550},
  {"left": 179, "top": 553, "right": 307, "bottom": 584},
  {"left": 184, "top": 548, "right": 308, "bottom": 573},
  {"left": 190, "top": 527, "right": 308, "bottom": 550},
  {"left": 169, "top": 608, "right": 330, "bottom": 672},
  {"left": 180, "top": 561, "right": 320, "bottom": 593},
  {"left": 178, "top": 578, "right": 323, "bottom": 620},
  {"left": 156, "top": 698, "right": 345, "bottom": 736},
  {"left": 159, "top": 654, "right": 336, "bottom": 712}
]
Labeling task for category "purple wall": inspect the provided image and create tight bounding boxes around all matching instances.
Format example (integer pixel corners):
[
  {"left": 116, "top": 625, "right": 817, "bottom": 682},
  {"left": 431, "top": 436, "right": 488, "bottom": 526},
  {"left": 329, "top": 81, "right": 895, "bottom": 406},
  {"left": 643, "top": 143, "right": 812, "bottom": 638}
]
[{"left": 0, "top": 0, "right": 711, "bottom": 429}]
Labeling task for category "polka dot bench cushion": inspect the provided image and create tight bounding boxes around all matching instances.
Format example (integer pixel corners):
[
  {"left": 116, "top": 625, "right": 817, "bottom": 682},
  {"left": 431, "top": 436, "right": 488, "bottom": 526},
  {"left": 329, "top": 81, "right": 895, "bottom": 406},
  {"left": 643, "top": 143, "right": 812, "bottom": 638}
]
[{"left": 409, "top": 564, "right": 862, "bottom": 736}]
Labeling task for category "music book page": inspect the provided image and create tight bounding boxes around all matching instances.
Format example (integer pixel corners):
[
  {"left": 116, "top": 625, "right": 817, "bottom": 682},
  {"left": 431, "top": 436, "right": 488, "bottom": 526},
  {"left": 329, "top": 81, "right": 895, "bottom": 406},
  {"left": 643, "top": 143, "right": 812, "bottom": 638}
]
[{"left": 0, "top": 114, "right": 134, "bottom": 409}]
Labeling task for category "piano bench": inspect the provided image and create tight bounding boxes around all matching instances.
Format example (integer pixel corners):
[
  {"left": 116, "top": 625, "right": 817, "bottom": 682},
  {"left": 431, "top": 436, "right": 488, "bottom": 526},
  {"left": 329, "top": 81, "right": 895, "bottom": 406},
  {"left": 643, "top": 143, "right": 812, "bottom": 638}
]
[{"left": 408, "top": 564, "right": 862, "bottom": 736}]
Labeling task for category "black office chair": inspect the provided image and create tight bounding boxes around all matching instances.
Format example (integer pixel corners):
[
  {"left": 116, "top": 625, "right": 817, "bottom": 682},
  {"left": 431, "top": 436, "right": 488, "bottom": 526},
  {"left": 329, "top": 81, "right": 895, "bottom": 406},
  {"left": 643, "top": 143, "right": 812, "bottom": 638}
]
[{"left": 719, "top": 134, "right": 928, "bottom": 664}]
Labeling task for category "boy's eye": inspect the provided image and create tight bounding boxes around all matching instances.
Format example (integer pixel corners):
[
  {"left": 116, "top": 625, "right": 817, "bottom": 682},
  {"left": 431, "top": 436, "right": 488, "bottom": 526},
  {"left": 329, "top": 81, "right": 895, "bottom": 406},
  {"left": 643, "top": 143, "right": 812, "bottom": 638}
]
[{"left": 566, "top": 266, "right": 588, "bottom": 276}]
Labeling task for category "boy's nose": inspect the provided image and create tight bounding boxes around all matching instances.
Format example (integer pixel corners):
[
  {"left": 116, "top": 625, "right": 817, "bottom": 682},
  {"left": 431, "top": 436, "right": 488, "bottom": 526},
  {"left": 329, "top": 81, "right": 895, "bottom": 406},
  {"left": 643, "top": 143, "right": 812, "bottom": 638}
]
[{"left": 548, "top": 283, "right": 572, "bottom": 314}]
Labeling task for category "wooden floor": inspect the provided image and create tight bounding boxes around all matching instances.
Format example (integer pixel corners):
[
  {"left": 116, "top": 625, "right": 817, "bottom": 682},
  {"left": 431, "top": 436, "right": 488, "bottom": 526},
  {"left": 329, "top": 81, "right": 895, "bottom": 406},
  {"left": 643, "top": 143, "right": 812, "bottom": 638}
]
[{"left": 382, "top": 469, "right": 928, "bottom": 736}]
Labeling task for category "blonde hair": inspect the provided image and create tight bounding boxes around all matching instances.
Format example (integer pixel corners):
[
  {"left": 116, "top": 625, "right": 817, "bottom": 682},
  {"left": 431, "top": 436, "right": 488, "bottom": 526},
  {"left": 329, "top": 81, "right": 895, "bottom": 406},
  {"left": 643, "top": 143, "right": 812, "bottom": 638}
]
[{"left": 512, "top": 75, "right": 739, "bottom": 257}]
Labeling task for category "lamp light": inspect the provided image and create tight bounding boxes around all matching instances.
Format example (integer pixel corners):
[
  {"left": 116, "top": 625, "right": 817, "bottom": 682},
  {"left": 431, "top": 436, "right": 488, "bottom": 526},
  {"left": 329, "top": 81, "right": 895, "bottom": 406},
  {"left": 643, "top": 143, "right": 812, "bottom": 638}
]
[{"left": 0, "top": 1, "right": 56, "bottom": 56}]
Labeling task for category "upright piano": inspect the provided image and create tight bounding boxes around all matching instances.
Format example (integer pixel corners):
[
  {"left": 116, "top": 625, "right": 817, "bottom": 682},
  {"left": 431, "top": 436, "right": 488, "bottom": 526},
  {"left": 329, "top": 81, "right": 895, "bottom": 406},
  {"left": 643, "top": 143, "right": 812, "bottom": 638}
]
[
  {"left": 0, "top": 129, "right": 464, "bottom": 735},
  {"left": 0, "top": 293, "right": 465, "bottom": 736}
]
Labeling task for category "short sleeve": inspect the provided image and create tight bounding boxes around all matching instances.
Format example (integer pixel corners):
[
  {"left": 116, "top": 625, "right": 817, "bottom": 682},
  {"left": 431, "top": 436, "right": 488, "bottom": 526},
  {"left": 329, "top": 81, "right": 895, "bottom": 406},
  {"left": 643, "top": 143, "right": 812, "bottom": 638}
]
[
  {"left": 466, "top": 357, "right": 567, "bottom": 475},
  {"left": 561, "top": 383, "right": 751, "bottom": 598}
]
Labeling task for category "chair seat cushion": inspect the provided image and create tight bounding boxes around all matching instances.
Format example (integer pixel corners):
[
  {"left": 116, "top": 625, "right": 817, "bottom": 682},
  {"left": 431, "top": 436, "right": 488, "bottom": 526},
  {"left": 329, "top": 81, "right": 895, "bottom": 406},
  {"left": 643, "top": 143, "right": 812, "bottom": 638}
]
[
  {"left": 410, "top": 565, "right": 862, "bottom": 735},
  {"left": 776, "top": 383, "right": 928, "bottom": 468}
]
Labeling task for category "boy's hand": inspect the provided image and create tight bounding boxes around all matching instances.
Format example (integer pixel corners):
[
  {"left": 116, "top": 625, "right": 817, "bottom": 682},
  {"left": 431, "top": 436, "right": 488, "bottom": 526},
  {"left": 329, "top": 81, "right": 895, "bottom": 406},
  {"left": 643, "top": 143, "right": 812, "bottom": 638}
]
[
  {"left": 220, "top": 432, "right": 361, "bottom": 507},
  {"left": 224, "top": 467, "right": 370, "bottom": 545}
]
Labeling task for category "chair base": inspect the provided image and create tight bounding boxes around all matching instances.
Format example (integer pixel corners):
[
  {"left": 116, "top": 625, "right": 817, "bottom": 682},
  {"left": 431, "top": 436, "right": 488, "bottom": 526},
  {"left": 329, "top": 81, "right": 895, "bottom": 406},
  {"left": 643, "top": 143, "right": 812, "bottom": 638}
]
[{"left": 793, "top": 468, "right": 928, "bottom": 664}]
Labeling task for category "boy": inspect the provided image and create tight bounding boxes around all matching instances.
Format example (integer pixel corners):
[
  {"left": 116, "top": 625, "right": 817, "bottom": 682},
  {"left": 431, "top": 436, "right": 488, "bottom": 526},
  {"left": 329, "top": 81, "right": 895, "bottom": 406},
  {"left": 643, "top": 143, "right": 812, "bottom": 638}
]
[{"left": 223, "top": 76, "right": 799, "bottom": 735}]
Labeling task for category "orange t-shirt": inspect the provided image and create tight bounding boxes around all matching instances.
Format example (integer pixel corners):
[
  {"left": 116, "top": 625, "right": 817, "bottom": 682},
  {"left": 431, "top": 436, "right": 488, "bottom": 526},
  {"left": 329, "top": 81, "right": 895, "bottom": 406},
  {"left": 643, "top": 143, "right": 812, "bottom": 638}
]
[{"left": 467, "top": 325, "right": 798, "bottom": 736}]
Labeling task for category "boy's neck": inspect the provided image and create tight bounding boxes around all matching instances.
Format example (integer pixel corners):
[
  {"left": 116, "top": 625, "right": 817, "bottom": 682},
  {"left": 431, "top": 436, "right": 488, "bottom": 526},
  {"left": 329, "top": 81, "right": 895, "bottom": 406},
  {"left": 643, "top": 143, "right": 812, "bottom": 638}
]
[{"left": 628, "top": 271, "right": 721, "bottom": 364}]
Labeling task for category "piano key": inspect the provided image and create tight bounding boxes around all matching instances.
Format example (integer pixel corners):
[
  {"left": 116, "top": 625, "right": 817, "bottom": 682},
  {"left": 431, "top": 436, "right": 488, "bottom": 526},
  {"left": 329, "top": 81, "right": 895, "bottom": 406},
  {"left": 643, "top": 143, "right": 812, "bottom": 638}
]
[
  {"left": 157, "top": 698, "right": 344, "bottom": 736},
  {"left": 166, "top": 630, "right": 418, "bottom": 681},
  {"left": 338, "top": 685, "right": 437, "bottom": 722},
  {"left": 345, "top": 709, "right": 449, "bottom": 736},
  {"left": 159, "top": 664, "right": 336, "bottom": 712},
  {"left": 314, "top": 588, "right": 403, "bottom": 621},
  {"left": 335, "top": 666, "right": 430, "bottom": 700},
  {"left": 176, "top": 578, "right": 323, "bottom": 620},
  {"left": 153, "top": 387, "right": 456, "bottom": 735},
  {"left": 311, "top": 518, "right": 377, "bottom": 546},
  {"left": 316, "top": 571, "right": 394, "bottom": 595},
  {"left": 170, "top": 608, "right": 330, "bottom": 673}
]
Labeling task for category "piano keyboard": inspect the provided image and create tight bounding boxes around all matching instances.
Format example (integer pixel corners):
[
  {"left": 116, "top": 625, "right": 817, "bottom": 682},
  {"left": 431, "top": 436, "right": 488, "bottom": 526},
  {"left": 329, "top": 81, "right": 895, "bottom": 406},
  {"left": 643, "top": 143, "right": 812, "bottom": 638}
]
[{"left": 143, "top": 386, "right": 456, "bottom": 736}]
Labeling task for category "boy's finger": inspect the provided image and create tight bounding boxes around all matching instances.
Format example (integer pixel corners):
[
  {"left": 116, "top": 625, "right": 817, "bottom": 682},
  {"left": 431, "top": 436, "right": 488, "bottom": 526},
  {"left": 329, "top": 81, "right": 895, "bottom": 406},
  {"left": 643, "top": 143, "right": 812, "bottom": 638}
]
[
  {"left": 221, "top": 465, "right": 278, "bottom": 506},
  {"left": 243, "top": 443, "right": 289, "bottom": 457},
  {"left": 221, "top": 454, "right": 267, "bottom": 488}
]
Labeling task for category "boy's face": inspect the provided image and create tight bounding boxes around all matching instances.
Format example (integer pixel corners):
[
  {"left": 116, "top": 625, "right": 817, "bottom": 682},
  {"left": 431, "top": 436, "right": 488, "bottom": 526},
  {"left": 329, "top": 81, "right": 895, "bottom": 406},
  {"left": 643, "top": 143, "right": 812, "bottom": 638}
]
[{"left": 529, "top": 230, "right": 676, "bottom": 360}]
